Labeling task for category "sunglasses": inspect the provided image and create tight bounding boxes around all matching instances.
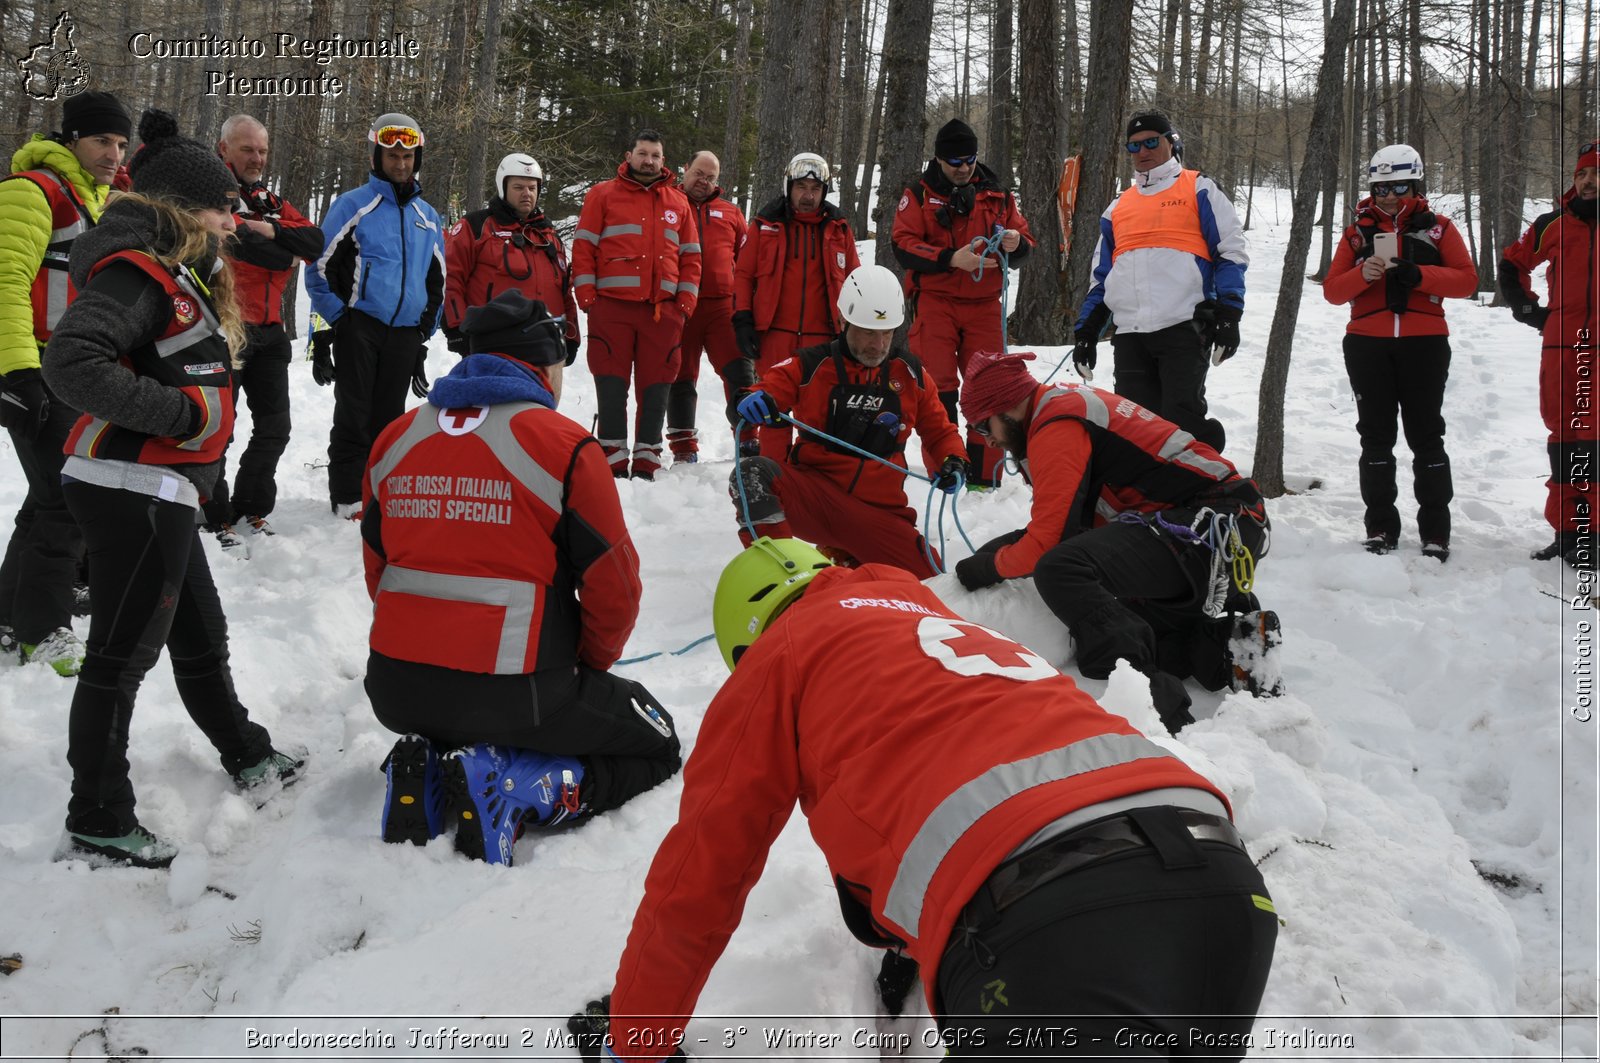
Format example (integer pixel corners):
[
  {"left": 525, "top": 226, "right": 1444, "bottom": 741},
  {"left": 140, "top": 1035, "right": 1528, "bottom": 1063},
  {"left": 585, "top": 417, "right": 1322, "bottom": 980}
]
[
  {"left": 1369, "top": 182, "right": 1415, "bottom": 197},
  {"left": 970, "top": 419, "right": 992, "bottom": 438},
  {"left": 1125, "top": 136, "right": 1164, "bottom": 153},
  {"left": 942, "top": 154, "right": 978, "bottom": 168},
  {"left": 374, "top": 125, "right": 423, "bottom": 150}
]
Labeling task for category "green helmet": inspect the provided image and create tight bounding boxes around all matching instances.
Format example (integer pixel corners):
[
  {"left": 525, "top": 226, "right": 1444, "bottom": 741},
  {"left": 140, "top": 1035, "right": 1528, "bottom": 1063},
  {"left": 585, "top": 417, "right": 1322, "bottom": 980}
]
[{"left": 713, "top": 537, "right": 833, "bottom": 670}]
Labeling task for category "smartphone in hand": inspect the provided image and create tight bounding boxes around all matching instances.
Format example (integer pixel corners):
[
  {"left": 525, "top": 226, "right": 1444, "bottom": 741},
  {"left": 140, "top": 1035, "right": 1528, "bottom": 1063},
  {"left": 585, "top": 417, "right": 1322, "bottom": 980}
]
[{"left": 1372, "top": 231, "right": 1398, "bottom": 267}]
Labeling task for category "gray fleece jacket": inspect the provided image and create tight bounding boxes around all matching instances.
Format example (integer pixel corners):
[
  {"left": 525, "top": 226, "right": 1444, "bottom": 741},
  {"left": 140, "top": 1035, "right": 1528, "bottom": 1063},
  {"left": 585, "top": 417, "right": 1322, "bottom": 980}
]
[{"left": 43, "top": 198, "right": 225, "bottom": 495}]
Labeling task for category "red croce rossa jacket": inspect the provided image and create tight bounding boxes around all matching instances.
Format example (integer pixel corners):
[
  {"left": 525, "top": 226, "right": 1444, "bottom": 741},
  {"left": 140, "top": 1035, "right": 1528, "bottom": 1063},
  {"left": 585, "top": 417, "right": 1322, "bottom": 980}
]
[{"left": 606, "top": 564, "right": 1229, "bottom": 1061}]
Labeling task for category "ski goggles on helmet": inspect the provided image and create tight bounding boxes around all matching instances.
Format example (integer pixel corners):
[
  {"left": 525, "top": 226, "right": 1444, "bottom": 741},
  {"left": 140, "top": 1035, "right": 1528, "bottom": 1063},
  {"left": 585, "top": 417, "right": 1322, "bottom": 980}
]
[
  {"left": 1125, "top": 136, "right": 1164, "bottom": 153},
  {"left": 1369, "top": 181, "right": 1415, "bottom": 197},
  {"left": 1580, "top": 141, "right": 1599, "bottom": 155},
  {"left": 941, "top": 153, "right": 979, "bottom": 168},
  {"left": 372, "top": 124, "right": 423, "bottom": 150},
  {"left": 787, "top": 157, "right": 830, "bottom": 184}
]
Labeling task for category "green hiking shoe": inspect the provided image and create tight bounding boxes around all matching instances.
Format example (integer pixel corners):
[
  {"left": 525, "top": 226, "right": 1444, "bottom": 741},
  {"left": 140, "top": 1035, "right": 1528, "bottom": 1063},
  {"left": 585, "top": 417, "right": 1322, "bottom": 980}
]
[
  {"left": 63, "top": 825, "right": 178, "bottom": 869},
  {"left": 232, "top": 747, "right": 306, "bottom": 791},
  {"left": 21, "top": 627, "right": 84, "bottom": 677}
]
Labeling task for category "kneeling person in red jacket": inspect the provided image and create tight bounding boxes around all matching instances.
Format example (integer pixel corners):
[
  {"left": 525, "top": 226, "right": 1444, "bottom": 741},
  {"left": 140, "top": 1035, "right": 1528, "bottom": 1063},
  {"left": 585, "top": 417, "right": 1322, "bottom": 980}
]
[
  {"left": 729, "top": 264, "right": 968, "bottom": 578},
  {"left": 362, "top": 291, "right": 681, "bottom": 866},
  {"left": 955, "top": 350, "right": 1280, "bottom": 731},
  {"left": 575, "top": 538, "right": 1277, "bottom": 1061}
]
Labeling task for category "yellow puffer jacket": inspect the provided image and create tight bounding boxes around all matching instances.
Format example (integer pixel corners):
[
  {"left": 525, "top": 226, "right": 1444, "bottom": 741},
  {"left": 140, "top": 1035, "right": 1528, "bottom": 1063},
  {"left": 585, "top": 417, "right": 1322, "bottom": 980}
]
[{"left": 0, "top": 136, "right": 109, "bottom": 375}]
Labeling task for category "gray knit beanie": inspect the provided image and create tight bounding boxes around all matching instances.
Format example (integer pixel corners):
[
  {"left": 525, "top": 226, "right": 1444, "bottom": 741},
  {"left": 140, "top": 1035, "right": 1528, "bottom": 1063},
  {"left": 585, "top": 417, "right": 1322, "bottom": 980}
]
[{"left": 126, "top": 110, "right": 236, "bottom": 210}]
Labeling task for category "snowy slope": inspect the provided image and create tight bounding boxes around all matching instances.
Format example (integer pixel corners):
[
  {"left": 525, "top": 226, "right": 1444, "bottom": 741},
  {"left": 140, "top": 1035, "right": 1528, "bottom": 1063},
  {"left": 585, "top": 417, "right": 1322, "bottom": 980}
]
[{"left": 0, "top": 188, "right": 1594, "bottom": 1060}]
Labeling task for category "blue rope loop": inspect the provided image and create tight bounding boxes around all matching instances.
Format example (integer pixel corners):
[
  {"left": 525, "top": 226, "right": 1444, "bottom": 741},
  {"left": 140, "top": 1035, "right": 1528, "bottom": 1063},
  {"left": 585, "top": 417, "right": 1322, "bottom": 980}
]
[{"left": 615, "top": 632, "right": 716, "bottom": 667}]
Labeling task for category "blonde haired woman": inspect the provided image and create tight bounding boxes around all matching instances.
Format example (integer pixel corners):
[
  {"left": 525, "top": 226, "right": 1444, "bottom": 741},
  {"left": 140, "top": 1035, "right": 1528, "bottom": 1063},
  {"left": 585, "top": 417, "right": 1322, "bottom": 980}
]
[{"left": 42, "top": 110, "right": 301, "bottom": 867}]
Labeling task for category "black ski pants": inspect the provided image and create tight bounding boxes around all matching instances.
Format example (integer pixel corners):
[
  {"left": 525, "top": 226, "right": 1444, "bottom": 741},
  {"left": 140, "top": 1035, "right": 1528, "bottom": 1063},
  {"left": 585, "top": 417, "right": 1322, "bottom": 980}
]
[
  {"left": 1112, "top": 322, "right": 1226, "bottom": 452},
  {"left": 935, "top": 805, "right": 1277, "bottom": 1059},
  {"left": 62, "top": 482, "right": 272, "bottom": 835},
  {"left": 1343, "top": 333, "right": 1453, "bottom": 544},
  {"left": 0, "top": 386, "right": 81, "bottom": 643},
  {"left": 328, "top": 309, "right": 421, "bottom": 507},
  {"left": 206, "top": 322, "right": 294, "bottom": 524},
  {"left": 365, "top": 652, "right": 682, "bottom": 816}
]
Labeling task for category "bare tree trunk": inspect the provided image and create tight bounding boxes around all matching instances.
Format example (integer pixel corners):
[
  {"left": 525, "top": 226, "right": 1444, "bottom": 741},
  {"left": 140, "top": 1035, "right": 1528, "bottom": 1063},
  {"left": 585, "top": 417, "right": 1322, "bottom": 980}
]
[
  {"left": 463, "top": 0, "right": 502, "bottom": 211},
  {"left": 1062, "top": 0, "right": 1134, "bottom": 320},
  {"left": 1475, "top": 0, "right": 1496, "bottom": 287},
  {"left": 722, "top": 0, "right": 755, "bottom": 194},
  {"left": 754, "top": 0, "right": 800, "bottom": 204},
  {"left": 871, "top": 0, "right": 935, "bottom": 269},
  {"left": 1013, "top": 0, "right": 1064, "bottom": 345},
  {"left": 836, "top": 0, "right": 868, "bottom": 219},
  {"left": 281, "top": 0, "right": 335, "bottom": 339},
  {"left": 1278, "top": 1, "right": 1297, "bottom": 199},
  {"left": 1189, "top": 0, "right": 1214, "bottom": 171},
  {"left": 1244, "top": 68, "right": 1264, "bottom": 230},
  {"left": 1223, "top": 4, "right": 1245, "bottom": 196},
  {"left": 1061, "top": 0, "right": 1082, "bottom": 158},
  {"left": 1407, "top": 0, "right": 1424, "bottom": 158},
  {"left": 1156, "top": 0, "right": 1180, "bottom": 111},
  {"left": 988, "top": 0, "right": 1015, "bottom": 185},
  {"left": 856, "top": 51, "right": 890, "bottom": 236},
  {"left": 1581, "top": 0, "right": 1594, "bottom": 135},
  {"left": 1253, "top": 0, "right": 1355, "bottom": 498}
]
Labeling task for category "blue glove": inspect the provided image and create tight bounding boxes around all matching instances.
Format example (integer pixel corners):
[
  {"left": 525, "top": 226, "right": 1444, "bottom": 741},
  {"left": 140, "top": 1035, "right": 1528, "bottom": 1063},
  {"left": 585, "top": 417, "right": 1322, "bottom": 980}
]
[{"left": 736, "top": 389, "right": 782, "bottom": 427}]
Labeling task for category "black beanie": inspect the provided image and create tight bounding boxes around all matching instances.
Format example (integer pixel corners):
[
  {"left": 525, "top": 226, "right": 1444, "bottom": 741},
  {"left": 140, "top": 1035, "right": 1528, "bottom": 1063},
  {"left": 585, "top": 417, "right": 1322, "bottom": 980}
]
[
  {"left": 126, "top": 110, "right": 237, "bottom": 210},
  {"left": 62, "top": 91, "right": 131, "bottom": 141},
  {"left": 933, "top": 119, "right": 979, "bottom": 159},
  {"left": 1125, "top": 111, "right": 1174, "bottom": 140},
  {"left": 463, "top": 291, "right": 567, "bottom": 367}
]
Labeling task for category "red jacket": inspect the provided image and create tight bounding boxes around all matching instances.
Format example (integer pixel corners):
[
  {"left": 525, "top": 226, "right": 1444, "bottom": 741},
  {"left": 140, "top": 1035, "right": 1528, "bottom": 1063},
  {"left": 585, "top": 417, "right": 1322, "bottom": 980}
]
[
  {"left": 572, "top": 163, "right": 701, "bottom": 318},
  {"left": 227, "top": 180, "right": 323, "bottom": 327},
  {"left": 760, "top": 337, "right": 964, "bottom": 509},
  {"left": 1499, "top": 188, "right": 1598, "bottom": 354},
  {"left": 734, "top": 196, "right": 858, "bottom": 333},
  {"left": 608, "top": 564, "right": 1229, "bottom": 1061},
  {"left": 1323, "top": 196, "right": 1477, "bottom": 338},
  {"left": 443, "top": 199, "right": 580, "bottom": 346},
  {"left": 687, "top": 188, "right": 746, "bottom": 299},
  {"left": 3, "top": 168, "right": 93, "bottom": 345},
  {"left": 994, "top": 382, "right": 1260, "bottom": 580},
  {"left": 64, "top": 250, "right": 233, "bottom": 468},
  {"left": 361, "top": 377, "right": 641, "bottom": 674},
  {"left": 891, "top": 161, "right": 1034, "bottom": 301}
]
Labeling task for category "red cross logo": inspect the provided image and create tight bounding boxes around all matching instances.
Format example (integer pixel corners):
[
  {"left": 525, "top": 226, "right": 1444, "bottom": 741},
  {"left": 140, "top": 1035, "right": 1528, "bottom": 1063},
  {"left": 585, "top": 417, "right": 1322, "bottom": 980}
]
[
  {"left": 438, "top": 405, "right": 488, "bottom": 436},
  {"left": 917, "top": 616, "right": 1056, "bottom": 681},
  {"left": 940, "top": 623, "right": 1035, "bottom": 668}
]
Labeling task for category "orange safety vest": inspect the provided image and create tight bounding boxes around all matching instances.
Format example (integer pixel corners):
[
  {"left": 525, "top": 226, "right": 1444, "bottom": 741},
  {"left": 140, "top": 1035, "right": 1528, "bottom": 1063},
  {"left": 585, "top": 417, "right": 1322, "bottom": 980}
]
[{"left": 1109, "top": 169, "right": 1212, "bottom": 263}]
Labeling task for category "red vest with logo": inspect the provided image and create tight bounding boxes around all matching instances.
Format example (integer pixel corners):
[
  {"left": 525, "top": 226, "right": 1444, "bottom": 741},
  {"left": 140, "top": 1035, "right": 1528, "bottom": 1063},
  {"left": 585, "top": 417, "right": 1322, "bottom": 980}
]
[
  {"left": 4, "top": 169, "right": 94, "bottom": 343},
  {"left": 64, "top": 251, "right": 233, "bottom": 466}
]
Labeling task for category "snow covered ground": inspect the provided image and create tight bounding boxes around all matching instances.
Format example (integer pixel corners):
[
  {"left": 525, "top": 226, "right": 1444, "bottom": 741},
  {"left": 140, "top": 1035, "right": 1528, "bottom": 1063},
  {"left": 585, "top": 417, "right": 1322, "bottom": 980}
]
[{"left": 0, "top": 187, "right": 1595, "bottom": 1060}]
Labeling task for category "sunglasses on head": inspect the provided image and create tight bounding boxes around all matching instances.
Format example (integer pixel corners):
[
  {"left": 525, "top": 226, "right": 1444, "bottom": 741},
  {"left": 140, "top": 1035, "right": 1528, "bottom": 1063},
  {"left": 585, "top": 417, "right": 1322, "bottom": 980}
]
[
  {"left": 942, "top": 154, "right": 978, "bottom": 168},
  {"left": 1370, "top": 181, "right": 1414, "bottom": 197},
  {"left": 374, "top": 125, "right": 422, "bottom": 150},
  {"left": 1125, "top": 136, "right": 1164, "bottom": 153},
  {"left": 1581, "top": 141, "right": 1599, "bottom": 156}
]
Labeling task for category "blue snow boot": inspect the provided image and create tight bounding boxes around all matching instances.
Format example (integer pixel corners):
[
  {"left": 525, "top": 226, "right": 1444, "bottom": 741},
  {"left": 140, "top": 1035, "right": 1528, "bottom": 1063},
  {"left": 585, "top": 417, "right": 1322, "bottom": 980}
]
[
  {"left": 381, "top": 734, "right": 447, "bottom": 846},
  {"left": 441, "top": 744, "right": 586, "bottom": 866}
]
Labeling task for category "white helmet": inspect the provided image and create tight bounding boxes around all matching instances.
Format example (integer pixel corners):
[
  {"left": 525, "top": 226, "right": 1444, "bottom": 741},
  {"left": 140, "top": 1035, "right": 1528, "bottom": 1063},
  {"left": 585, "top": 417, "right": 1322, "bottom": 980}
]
[
  {"left": 836, "top": 265, "right": 904, "bottom": 330},
  {"left": 786, "top": 152, "right": 832, "bottom": 192},
  {"left": 1368, "top": 144, "right": 1424, "bottom": 188},
  {"left": 496, "top": 153, "right": 543, "bottom": 201}
]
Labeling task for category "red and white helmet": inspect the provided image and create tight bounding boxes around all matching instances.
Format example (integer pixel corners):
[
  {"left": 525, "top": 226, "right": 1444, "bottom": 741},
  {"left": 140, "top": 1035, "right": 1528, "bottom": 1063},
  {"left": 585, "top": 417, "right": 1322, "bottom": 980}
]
[{"left": 495, "top": 153, "right": 543, "bottom": 203}]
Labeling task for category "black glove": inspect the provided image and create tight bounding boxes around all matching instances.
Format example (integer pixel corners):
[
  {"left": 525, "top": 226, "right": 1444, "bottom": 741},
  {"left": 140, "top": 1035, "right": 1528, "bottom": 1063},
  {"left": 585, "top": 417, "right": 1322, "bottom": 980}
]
[
  {"left": 1071, "top": 335, "right": 1097, "bottom": 379},
  {"left": 443, "top": 326, "right": 468, "bottom": 355},
  {"left": 1202, "top": 302, "right": 1243, "bottom": 364},
  {"left": 732, "top": 309, "right": 759, "bottom": 362},
  {"left": 954, "top": 552, "right": 1003, "bottom": 591},
  {"left": 410, "top": 343, "right": 430, "bottom": 399},
  {"left": 1390, "top": 259, "right": 1423, "bottom": 289},
  {"left": 0, "top": 368, "right": 50, "bottom": 439},
  {"left": 876, "top": 950, "right": 920, "bottom": 1019},
  {"left": 1148, "top": 670, "right": 1196, "bottom": 734},
  {"left": 1514, "top": 304, "right": 1550, "bottom": 331},
  {"left": 565, "top": 336, "right": 581, "bottom": 366},
  {"left": 934, "top": 455, "right": 969, "bottom": 494},
  {"left": 310, "top": 329, "right": 336, "bottom": 386}
]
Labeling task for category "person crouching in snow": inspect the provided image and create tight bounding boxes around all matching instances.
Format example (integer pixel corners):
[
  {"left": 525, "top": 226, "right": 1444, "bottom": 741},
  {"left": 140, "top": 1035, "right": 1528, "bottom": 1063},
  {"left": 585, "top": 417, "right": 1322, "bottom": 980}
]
[
  {"left": 361, "top": 290, "right": 681, "bottom": 866},
  {"left": 570, "top": 538, "right": 1277, "bottom": 1062},
  {"left": 727, "top": 264, "right": 969, "bottom": 577},
  {"left": 953, "top": 349, "right": 1281, "bottom": 732}
]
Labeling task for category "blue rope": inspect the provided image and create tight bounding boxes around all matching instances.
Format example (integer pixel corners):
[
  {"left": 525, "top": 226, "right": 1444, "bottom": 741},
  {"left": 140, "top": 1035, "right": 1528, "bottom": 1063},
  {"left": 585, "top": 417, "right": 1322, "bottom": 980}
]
[
  {"left": 969, "top": 228, "right": 1011, "bottom": 353},
  {"left": 615, "top": 632, "right": 716, "bottom": 666}
]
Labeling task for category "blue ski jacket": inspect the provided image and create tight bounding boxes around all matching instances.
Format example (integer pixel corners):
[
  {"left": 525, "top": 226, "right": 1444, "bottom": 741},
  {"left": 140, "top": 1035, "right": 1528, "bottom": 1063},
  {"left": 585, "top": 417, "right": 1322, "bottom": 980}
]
[{"left": 307, "top": 173, "right": 445, "bottom": 335}]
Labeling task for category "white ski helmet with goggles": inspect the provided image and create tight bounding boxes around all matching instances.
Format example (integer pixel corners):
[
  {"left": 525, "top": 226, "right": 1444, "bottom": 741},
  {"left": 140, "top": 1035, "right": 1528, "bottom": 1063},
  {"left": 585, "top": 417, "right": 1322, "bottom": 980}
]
[
  {"left": 369, "top": 112, "right": 425, "bottom": 174},
  {"left": 786, "top": 152, "right": 832, "bottom": 194},
  {"left": 1368, "top": 144, "right": 1423, "bottom": 191},
  {"left": 495, "top": 153, "right": 543, "bottom": 203},
  {"left": 836, "top": 264, "right": 905, "bottom": 331}
]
